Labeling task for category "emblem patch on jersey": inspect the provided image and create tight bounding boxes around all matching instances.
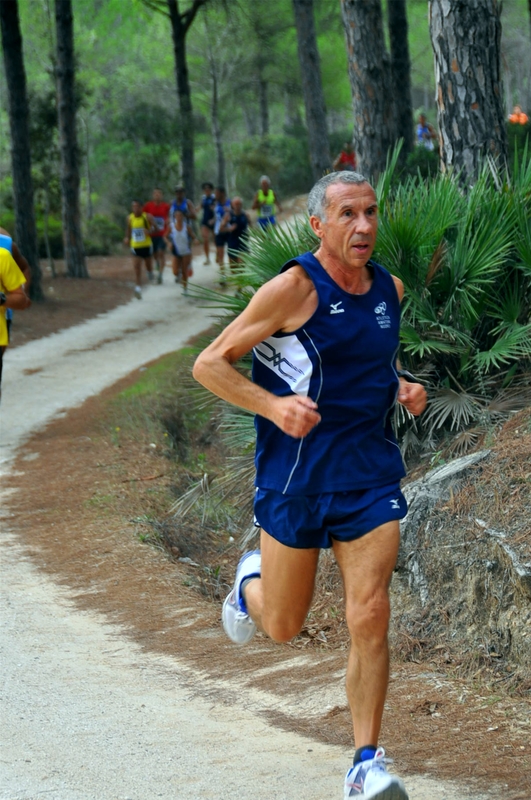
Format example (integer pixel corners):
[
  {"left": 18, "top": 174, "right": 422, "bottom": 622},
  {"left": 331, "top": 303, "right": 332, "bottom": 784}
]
[
  {"left": 390, "top": 498, "right": 401, "bottom": 509},
  {"left": 330, "top": 301, "right": 345, "bottom": 315},
  {"left": 253, "top": 334, "right": 313, "bottom": 397},
  {"left": 374, "top": 300, "right": 391, "bottom": 329}
]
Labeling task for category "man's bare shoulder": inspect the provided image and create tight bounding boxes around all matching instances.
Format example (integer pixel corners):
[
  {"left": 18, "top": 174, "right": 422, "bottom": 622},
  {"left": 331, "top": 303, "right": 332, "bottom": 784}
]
[
  {"left": 391, "top": 274, "right": 404, "bottom": 302},
  {"left": 250, "top": 263, "right": 316, "bottom": 332}
]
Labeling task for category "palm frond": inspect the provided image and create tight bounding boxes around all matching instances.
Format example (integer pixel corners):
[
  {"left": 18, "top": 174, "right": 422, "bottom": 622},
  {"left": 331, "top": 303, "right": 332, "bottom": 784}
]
[
  {"left": 424, "top": 388, "right": 481, "bottom": 431},
  {"left": 472, "top": 324, "right": 531, "bottom": 372}
]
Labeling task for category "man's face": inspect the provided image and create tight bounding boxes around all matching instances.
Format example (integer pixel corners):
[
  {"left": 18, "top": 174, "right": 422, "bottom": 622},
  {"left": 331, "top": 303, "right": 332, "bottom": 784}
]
[
  {"left": 153, "top": 189, "right": 162, "bottom": 203},
  {"left": 310, "top": 181, "right": 378, "bottom": 271},
  {"left": 175, "top": 190, "right": 184, "bottom": 202},
  {"left": 344, "top": 142, "right": 353, "bottom": 153},
  {"left": 132, "top": 201, "right": 141, "bottom": 216},
  {"left": 232, "top": 199, "right": 242, "bottom": 213},
  {"left": 260, "top": 180, "right": 270, "bottom": 193}
]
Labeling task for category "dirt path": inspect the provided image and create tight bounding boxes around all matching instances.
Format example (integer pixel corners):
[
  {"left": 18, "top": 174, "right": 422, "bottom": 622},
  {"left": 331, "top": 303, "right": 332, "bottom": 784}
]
[{"left": 0, "top": 255, "right": 498, "bottom": 800}]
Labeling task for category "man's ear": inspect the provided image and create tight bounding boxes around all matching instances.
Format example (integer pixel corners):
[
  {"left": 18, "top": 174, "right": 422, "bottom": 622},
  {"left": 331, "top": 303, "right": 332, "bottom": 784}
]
[{"left": 309, "top": 215, "right": 324, "bottom": 239}]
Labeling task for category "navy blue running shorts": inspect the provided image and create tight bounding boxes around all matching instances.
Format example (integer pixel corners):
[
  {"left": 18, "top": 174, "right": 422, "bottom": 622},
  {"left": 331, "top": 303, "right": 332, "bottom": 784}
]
[
  {"left": 215, "top": 232, "right": 229, "bottom": 247},
  {"left": 253, "top": 483, "right": 408, "bottom": 549},
  {"left": 151, "top": 237, "right": 166, "bottom": 253}
]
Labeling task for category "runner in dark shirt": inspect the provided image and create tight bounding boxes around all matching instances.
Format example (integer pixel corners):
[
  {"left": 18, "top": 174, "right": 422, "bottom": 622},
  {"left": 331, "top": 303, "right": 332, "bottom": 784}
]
[{"left": 221, "top": 196, "right": 250, "bottom": 268}]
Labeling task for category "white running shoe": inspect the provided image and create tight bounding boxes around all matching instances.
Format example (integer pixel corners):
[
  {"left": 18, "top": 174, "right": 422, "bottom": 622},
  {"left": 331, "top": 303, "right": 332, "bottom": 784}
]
[
  {"left": 344, "top": 748, "right": 408, "bottom": 800},
  {"left": 221, "top": 551, "right": 261, "bottom": 645},
  {"left": 134, "top": 286, "right": 142, "bottom": 300}
]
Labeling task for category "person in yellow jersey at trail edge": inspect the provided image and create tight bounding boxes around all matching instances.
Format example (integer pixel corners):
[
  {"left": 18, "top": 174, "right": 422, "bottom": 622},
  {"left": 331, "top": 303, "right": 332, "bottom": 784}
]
[
  {"left": 123, "top": 200, "right": 157, "bottom": 299},
  {"left": 252, "top": 175, "right": 282, "bottom": 229},
  {"left": 0, "top": 245, "right": 31, "bottom": 397}
]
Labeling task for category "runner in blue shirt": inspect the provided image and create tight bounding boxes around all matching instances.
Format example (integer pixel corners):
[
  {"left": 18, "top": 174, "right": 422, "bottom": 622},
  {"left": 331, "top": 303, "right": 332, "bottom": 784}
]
[{"left": 193, "top": 171, "right": 427, "bottom": 800}]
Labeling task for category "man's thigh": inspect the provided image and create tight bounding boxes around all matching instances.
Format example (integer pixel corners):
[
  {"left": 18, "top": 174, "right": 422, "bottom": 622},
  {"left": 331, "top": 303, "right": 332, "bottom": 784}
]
[
  {"left": 260, "top": 528, "right": 320, "bottom": 630},
  {"left": 332, "top": 520, "right": 400, "bottom": 604}
]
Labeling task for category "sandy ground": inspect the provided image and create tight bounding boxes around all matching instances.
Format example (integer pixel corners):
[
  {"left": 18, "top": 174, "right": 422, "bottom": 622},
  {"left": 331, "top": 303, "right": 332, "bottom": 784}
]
[{"left": 0, "top": 253, "right": 499, "bottom": 800}]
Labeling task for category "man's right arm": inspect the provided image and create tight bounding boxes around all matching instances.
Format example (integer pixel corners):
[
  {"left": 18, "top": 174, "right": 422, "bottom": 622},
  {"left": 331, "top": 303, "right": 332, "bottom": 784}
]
[{"left": 193, "top": 275, "right": 321, "bottom": 439}]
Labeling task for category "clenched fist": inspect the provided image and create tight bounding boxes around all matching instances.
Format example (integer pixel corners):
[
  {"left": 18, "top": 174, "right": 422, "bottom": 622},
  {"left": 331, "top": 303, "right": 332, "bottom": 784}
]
[{"left": 271, "top": 395, "right": 321, "bottom": 438}]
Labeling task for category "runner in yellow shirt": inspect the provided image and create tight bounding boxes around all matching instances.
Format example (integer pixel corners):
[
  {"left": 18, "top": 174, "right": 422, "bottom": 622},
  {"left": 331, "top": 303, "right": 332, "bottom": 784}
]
[
  {"left": 252, "top": 175, "right": 282, "bottom": 229},
  {"left": 123, "top": 200, "right": 157, "bottom": 299},
  {"left": 0, "top": 247, "right": 31, "bottom": 395}
]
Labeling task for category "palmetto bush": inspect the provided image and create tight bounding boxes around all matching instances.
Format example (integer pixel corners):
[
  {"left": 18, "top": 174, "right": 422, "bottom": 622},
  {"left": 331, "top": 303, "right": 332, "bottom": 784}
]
[{"left": 174, "top": 152, "right": 531, "bottom": 521}]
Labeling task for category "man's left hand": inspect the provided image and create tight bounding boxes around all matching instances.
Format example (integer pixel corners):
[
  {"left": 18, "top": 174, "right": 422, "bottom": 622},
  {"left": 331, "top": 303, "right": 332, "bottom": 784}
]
[{"left": 398, "top": 381, "right": 427, "bottom": 416}]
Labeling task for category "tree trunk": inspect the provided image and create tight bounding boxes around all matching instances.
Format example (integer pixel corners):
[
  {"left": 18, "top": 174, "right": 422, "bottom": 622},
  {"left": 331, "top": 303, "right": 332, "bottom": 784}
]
[
  {"left": 55, "top": 0, "right": 88, "bottom": 278},
  {"left": 168, "top": 0, "right": 196, "bottom": 199},
  {"left": 0, "top": 0, "right": 43, "bottom": 300},
  {"left": 207, "top": 44, "right": 226, "bottom": 187},
  {"left": 340, "top": 0, "right": 396, "bottom": 180},
  {"left": 387, "top": 0, "right": 414, "bottom": 160},
  {"left": 429, "top": 0, "right": 508, "bottom": 185},
  {"left": 292, "top": 0, "right": 331, "bottom": 181},
  {"left": 258, "top": 74, "right": 269, "bottom": 137}
]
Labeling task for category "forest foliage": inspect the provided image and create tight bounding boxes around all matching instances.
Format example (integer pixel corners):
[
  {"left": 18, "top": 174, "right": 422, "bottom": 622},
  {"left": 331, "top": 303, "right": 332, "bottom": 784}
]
[{"left": 0, "top": 0, "right": 529, "bottom": 255}]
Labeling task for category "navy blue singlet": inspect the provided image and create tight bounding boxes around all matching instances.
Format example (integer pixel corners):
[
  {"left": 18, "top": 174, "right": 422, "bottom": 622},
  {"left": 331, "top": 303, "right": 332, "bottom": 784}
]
[{"left": 252, "top": 252, "right": 406, "bottom": 495}]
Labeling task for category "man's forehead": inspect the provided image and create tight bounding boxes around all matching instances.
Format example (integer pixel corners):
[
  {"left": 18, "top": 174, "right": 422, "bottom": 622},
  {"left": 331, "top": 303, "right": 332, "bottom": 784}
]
[{"left": 325, "top": 182, "right": 377, "bottom": 207}]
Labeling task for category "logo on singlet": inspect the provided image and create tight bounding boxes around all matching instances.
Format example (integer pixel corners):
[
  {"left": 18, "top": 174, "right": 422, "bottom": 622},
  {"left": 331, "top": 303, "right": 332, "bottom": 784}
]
[
  {"left": 390, "top": 498, "right": 401, "bottom": 509},
  {"left": 330, "top": 301, "right": 344, "bottom": 315},
  {"left": 375, "top": 301, "right": 391, "bottom": 329}
]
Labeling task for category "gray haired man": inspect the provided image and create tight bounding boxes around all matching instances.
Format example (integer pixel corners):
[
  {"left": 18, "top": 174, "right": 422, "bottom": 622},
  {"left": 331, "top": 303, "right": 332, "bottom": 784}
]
[{"left": 194, "top": 171, "right": 427, "bottom": 799}]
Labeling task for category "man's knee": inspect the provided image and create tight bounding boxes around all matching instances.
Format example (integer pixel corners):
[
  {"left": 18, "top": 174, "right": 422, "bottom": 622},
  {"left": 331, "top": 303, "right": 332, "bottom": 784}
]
[
  {"left": 262, "top": 610, "right": 305, "bottom": 643},
  {"left": 345, "top": 591, "right": 391, "bottom": 644}
]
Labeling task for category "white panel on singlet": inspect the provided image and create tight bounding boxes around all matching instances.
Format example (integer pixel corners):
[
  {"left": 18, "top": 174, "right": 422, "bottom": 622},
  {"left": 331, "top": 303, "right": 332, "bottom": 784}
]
[{"left": 253, "top": 334, "right": 313, "bottom": 397}]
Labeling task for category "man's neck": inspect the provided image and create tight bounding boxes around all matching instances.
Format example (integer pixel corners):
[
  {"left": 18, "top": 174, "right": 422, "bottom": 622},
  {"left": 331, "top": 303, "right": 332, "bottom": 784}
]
[{"left": 315, "top": 250, "right": 373, "bottom": 295}]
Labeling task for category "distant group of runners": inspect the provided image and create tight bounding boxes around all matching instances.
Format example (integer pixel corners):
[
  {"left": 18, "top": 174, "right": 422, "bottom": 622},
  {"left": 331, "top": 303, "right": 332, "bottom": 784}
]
[{"left": 124, "top": 176, "right": 282, "bottom": 298}]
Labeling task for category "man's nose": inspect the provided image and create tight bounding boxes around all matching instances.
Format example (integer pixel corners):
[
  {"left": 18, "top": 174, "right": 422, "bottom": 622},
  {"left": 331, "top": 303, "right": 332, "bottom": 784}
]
[{"left": 355, "top": 214, "right": 373, "bottom": 233}]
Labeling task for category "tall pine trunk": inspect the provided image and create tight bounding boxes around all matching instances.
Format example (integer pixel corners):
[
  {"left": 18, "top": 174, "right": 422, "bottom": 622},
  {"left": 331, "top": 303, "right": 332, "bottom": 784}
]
[
  {"left": 0, "top": 0, "right": 43, "bottom": 300},
  {"left": 258, "top": 73, "right": 269, "bottom": 137},
  {"left": 55, "top": 0, "right": 88, "bottom": 278},
  {"left": 387, "top": 0, "right": 414, "bottom": 160},
  {"left": 292, "top": 0, "right": 331, "bottom": 181},
  {"left": 168, "top": 0, "right": 200, "bottom": 200},
  {"left": 206, "top": 38, "right": 226, "bottom": 188},
  {"left": 341, "top": 0, "right": 396, "bottom": 180},
  {"left": 429, "top": 0, "right": 508, "bottom": 184}
]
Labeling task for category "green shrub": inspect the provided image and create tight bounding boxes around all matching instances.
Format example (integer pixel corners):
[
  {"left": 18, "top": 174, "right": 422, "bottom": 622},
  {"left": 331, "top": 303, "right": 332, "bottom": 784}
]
[{"left": 85, "top": 214, "right": 123, "bottom": 255}]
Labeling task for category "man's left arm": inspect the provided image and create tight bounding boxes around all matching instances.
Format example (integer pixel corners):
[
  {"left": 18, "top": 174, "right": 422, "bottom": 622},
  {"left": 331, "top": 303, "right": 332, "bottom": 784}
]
[{"left": 393, "top": 274, "right": 427, "bottom": 416}]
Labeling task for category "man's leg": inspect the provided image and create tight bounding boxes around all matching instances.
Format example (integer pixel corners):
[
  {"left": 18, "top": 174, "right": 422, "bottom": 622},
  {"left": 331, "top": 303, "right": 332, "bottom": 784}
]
[
  {"left": 243, "top": 529, "right": 320, "bottom": 642},
  {"left": 332, "top": 521, "right": 400, "bottom": 748},
  {"left": 201, "top": 225, "right": 211, "bottom": 263}
]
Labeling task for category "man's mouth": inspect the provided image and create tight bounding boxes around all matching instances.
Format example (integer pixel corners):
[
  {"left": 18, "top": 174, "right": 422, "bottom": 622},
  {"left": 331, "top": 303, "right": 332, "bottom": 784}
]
[{"left": 352, "top": 242, "right": 369, "bottom": 252}]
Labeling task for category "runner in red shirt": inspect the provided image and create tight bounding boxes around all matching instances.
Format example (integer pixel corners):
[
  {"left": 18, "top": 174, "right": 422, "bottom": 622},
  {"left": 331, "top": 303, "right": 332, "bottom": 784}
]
[
  {"left": 333, "top": 141, "right": 357, "bottom": 172},
  {"left": 143, "top": 188, "right": 170, "bottom": 284}
]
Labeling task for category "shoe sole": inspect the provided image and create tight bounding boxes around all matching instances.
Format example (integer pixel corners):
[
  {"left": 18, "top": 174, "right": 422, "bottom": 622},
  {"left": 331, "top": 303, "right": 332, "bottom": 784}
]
[{"left": 358, "top": 785, "right": 409, "bottom": 800}]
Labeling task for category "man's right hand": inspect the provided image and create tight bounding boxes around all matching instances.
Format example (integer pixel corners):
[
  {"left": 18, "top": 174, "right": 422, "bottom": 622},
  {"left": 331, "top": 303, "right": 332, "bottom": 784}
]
[{"left": 271, "top": 395, "right": 321, "bottom": 438}]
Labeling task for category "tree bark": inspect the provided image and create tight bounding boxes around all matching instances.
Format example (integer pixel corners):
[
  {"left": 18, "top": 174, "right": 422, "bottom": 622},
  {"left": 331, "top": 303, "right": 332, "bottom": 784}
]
[
  {"left": 292, "top": 0, "right": 331, "bottom": 181},
  {"left": 258, "top": 73, "right": 269, "bottom": 137},
  {"left": 167, "top": 0, "right": 210, "bottom": 200},
  {"left": 0, "top": 0, "right": 43, "bottom": 300},
  {"left": 387, "top": 0, "right": 414, "bottom": 160},
  {"left": 206, "top": 41, "right": 226, "bottom": 187},
  {"left": 55, "top": 0, "right": 88, "bottom": 278},
  {"left": 429, "top": 0, "right": 508, "bottom": 185},
  {"left": 340, "top": 0, "right": 396, "bottom": 180}
]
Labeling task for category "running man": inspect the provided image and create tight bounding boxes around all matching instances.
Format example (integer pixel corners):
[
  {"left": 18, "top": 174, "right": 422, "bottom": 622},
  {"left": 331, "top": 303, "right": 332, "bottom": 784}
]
[
  {"left": 220, "top": 196, "right": 250, "bottom": 269},
  {"left": 333, "top": 141, "right": 357, "bottom": 172},
  {"left": 124, "top": 201, "right": 156, "bottom": 299},
  {"left": 167, "top": 207, "right": 197, "bottom": 296},
  {"left": 252, "top": 175, "right": 282, "bottom": 229},
  {"left": 199, "top": 182, "right": 216, "bottom": 265},
  {"left": 193, "top": 171, "right": 427, "bottom": 800},
  {"left": 169, "top": 185, "right": 197, "bottom": 223},
  {"left": 143, "top": 188, "right": 170, "bottom": 283},
  {"left": 213, "top": 186, "right": 231, "bottom": 283}
]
